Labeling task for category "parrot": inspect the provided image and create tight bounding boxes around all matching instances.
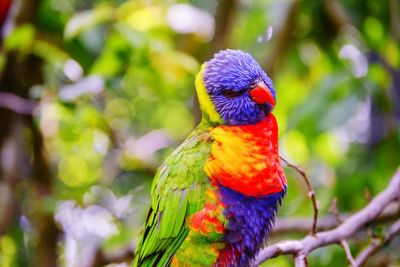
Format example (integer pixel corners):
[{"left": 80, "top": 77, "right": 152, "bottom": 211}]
[{"left": 133, "top": 49, "right": 287, "bottom": 267}]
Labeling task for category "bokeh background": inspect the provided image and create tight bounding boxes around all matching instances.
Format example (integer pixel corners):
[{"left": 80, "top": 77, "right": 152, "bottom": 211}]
[{"left": 0, "top": 0, "right": 399, "bottom": 266}]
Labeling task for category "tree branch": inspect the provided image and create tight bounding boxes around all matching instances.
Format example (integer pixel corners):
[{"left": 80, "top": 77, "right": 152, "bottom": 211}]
[
  {"left": 263, "top": 0, "right": 300, "bottom": 78},
  {"left": 0, "top": 0, "right": 59, "bottom": 266},
  {"left": 272, "top": 200, "right": 400, "bottom": 235},
  {"left": 280, "top": 156, "right": 319, "bottom": 235},
  {"left": 210, "top": 0, "right": 238, "bottom": 54},
  {"left": 0, "top": 92, "right": 38, "bottom": 115},
  {"left": 340, "top": 239, "right": 357, "bottom": 267},
  {"left": 389, "top": 0, "right": 400, "bottom": 41},
  {"left": 355, "top": 218, "right": 400, "bottom": 266},
  {"left": 252, "top": 168, "right": 400, "bottom": 266}
]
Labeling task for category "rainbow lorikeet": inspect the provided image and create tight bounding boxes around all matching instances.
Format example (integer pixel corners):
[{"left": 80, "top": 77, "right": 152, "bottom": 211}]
[{"left": 133, "top": 49, "right": 287, "bottom": 267}]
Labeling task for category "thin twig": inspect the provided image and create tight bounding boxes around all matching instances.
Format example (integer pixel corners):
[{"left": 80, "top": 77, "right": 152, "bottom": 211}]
[
  {"left": 273, "top": 201, "right": 400, "bottom": 234},
  {"left": 329, "top": 198, "right": 343, "bottom": 224},
  {"left": 363, "top": 188, "right": 372, "bottom": 203},
  {"left": 252, "top": 168, "right": 400, "bottom": 266},
  {"left": 355, "top": 218, "right": 400, "bottom": 266},
  {"left": 340, "top": 240, "right": 357, "bottom": 267},
  {"left": 280, "top": 156, "right": 319, "bottom": 235}
]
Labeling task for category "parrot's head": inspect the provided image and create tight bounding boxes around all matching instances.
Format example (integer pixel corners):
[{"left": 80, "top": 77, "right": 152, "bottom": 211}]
[{"left": 196, "top": 49, "right": 276, "bottom": 126}]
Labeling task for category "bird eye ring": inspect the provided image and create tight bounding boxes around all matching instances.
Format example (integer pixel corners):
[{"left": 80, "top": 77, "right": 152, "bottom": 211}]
[{"left": 250, "top": 81, "right": 258, "bottom": 89}]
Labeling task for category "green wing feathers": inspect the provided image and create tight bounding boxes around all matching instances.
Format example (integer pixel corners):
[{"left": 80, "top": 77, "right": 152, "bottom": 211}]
[{"left": 133, "top": 124, "right": 213, "bottom": 267}]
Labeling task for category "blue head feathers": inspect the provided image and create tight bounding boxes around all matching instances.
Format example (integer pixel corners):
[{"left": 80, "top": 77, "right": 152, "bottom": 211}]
[{"left": 202, "top": 49, "right": 276, "bottom": 125}]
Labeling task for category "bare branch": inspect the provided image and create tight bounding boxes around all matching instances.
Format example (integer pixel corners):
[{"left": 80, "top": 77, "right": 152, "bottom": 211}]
[
  {"left": 0, "top": 1, "right": 60, "bottom": 265},
  {"left": 323, "top": 0, "right": 349, "bottom": 32},
  {"left": 355, "top": 238, "right": 380, "bottom": 267},
  {"left": 329, "top": 198, "right": 343, "bottom": 224},
  {"left": 294, "top": 254, "right": 308, "bottom": 267},
  {"left": 0, "top": 92, "right": 38, "bottom": 115},
  {"left": 252, "top": 168, "right": 400, "bottom": 266},
  {"left": 340, "top": 240, "right": 357, "bottom": 267},
  {"left": 280, "top": 156, "right": 319, "bottom": 235},
  {"left": 210, "top": 0, "right": 238, "bottom": 54},
  {"left": 253, "top": 240, "right": 303, "bottom": 262},
  {"left": 355, "top": 218, "right": 400, "bottom": 266},
  {"left": 273, "top": 201, "right": 400, "bottom": 235},
  {"left": 263, "top": 0, "right": 300, "bottom": 77},
  {"left": 390, "top": 0, "right": 400, "bottom": 40}
]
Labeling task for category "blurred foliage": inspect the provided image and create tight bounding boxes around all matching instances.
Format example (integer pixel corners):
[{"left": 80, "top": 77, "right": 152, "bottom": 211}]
[{"left": 0, "top": 0, "right": 399, "bottom": 266}]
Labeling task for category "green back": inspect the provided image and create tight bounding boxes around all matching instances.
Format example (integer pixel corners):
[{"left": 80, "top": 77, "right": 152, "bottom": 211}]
[{"left": 133, "top": 122, "right": 213, "bottom": 267}]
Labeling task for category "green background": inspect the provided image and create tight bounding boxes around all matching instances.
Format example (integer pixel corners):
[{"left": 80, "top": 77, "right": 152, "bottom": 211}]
[{"left": 0, "top": 0, "right": 399, "bottom": 266}]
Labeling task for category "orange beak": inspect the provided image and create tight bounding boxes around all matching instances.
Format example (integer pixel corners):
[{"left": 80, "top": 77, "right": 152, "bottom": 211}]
[{"left": 249, "top": 81, "right": 275, "bottom": 106}]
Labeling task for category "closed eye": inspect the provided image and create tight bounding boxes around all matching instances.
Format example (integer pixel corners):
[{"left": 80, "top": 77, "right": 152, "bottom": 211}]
[
  {"left": 222, "top": 90, "right": 242, "bottom": 98},
  {"left": 250, "top": 80, "right": 258, "bottom": 89}
]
